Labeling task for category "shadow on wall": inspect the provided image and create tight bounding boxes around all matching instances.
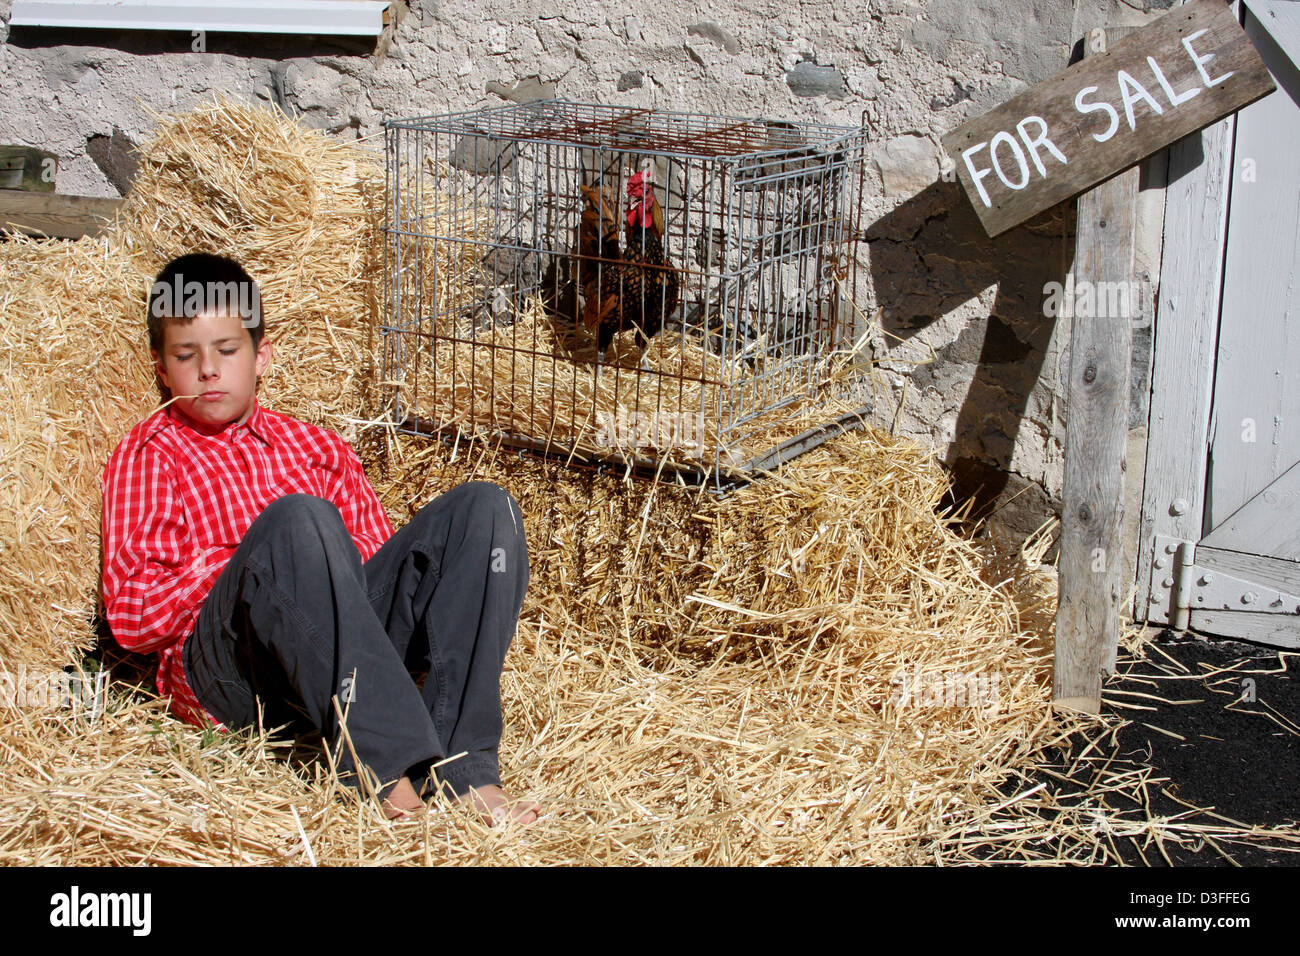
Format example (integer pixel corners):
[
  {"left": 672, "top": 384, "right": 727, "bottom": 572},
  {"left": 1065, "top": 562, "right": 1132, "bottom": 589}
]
[{"left": 864, "top": 177, "right": 1074, "bottom": 542}]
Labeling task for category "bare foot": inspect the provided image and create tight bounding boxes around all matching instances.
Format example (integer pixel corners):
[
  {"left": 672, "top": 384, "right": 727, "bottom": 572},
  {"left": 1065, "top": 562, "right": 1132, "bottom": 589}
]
[
  {"left": 457, "top": 785, "right": 540, "bottom": 827},
  {"left": 382, "top": 776, "right": 425, "bottom": 820}
]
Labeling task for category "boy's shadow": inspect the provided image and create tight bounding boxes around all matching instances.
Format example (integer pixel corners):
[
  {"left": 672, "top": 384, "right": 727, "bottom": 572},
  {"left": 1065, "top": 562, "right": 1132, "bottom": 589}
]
[
  {"left": 864, "top": 178, "right": 1073, "bottom": 541},
  {"left": 93, "top": 619, "right": 337, "bottom": 778}
]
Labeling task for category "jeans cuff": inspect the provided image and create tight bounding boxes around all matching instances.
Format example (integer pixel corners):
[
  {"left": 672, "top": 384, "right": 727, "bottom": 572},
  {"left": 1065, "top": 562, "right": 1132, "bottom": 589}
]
[
  {"left": 431, "top": 752, "right": 501, "bottom": 798},
  {"left": 341, "top": 746, "right": 442, "bottom": 803}
]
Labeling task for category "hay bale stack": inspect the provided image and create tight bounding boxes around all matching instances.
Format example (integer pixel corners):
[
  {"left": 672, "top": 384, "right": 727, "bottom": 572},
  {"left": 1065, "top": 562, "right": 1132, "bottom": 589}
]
[
  {"left": 364, "top": 424, "right": 1065, "bottom": 863},
  {"left": 0, "top": 98, "right": 383, "bottom": 674},
  {"left": 2, "top": 421, "right": 1079, "bottom": 865}
]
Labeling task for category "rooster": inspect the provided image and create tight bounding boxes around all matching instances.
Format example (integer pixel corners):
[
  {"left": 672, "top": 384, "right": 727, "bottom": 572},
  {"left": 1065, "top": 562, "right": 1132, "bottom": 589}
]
[{"left": 579, "top": 169, "right": 682, "bottom": 367}]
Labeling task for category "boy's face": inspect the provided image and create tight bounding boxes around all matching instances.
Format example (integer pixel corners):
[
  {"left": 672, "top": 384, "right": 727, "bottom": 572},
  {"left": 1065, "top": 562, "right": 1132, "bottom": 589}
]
[{"left": 153, "top": 308, "right": 273, "bottom": 431}]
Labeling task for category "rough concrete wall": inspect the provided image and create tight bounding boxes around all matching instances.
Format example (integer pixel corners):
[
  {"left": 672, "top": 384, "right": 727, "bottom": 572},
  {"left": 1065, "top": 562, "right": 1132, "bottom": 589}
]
[
  {"left": 2, "top": 0, "right": 1070, "bottom": 190},
  {"left": 0, "top": 0, "right": 1173, "bottom": 546}
]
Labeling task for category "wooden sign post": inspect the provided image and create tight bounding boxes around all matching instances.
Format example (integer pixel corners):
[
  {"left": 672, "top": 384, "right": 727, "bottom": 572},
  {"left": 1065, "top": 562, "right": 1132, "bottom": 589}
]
[
  {"left": 941, "top": 0, "right": 1274, "bottom": 237},
  {"left": 1053, "top": 28, "right": 1140, "bottom": 715}
]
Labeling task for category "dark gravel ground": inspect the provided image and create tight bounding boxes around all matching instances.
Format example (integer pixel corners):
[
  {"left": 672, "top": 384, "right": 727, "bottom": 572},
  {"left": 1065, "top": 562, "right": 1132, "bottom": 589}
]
[{"left": 1022, "top": 629, "right": 1299, "bottom": 865}]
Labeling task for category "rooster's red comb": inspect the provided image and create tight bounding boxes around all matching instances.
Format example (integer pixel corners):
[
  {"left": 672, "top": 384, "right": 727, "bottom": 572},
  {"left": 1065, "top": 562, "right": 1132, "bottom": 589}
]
[{"left": 626, "top": 170, "right": 655, "bottom": 229}]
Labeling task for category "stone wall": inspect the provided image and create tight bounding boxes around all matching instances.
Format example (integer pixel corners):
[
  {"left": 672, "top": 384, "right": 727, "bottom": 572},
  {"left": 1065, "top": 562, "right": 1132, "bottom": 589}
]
[{"left": 0, "top": 0, "right": 1176, "bottom": 548}]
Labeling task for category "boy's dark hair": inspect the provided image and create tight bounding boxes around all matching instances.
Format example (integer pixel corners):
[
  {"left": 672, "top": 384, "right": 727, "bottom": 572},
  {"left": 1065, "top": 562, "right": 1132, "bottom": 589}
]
[{"left": 148, "top": 254, "right": 265, "bottom": 353}]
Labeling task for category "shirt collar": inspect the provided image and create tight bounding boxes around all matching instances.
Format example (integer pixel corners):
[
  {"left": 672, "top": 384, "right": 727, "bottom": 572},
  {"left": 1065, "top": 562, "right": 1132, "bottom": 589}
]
[
  {"left": 137, "top": 407, "right": 174, "bottom": 446},
  {"left": 241, "top": 400, "right": 275, "bottom": 446},
  {"left": 146, "top": 398, "right": 275, "bottom": 447}
]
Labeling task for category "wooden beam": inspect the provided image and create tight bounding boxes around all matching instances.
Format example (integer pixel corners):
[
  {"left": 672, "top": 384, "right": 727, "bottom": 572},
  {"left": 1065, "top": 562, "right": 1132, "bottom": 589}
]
[
  {"left": 1055, "top": 27, "right": 1140, "bottom": 714},
  {"left": 1135, "top": 116, "right": 1235, "bottom": 624},
  {"left": 0, "top": 191, "right": 121, "bottom": 239},
  {"left": 1244, "top": 0, "right": 1300, "bottom": 69}
]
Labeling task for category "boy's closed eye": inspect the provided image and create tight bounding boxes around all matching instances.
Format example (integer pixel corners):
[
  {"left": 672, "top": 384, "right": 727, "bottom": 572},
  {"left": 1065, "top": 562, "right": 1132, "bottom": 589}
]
[{"left": 171, "top": 348, "right": 239, "bottom": 360}]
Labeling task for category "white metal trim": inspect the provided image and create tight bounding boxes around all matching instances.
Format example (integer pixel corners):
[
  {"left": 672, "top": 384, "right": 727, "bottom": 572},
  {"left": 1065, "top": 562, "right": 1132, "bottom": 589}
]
[{"left": 9, "top": 1, "right": 391, "bottom": 37}]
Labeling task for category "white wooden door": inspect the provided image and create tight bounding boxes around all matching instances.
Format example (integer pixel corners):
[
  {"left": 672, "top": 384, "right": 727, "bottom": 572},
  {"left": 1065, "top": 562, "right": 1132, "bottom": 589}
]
[{"left": 1139, "top": 1, "right": 1300, "bottom": 648}]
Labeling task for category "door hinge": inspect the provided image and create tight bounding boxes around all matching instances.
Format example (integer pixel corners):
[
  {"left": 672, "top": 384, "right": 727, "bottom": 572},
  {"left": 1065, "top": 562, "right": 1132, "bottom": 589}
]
[{"left": 1149, "top": 534, "right": 1300, "bottom": 627}]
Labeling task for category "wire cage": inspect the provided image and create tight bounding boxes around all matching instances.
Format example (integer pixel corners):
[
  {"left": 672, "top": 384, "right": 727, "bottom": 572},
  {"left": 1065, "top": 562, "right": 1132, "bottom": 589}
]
[{"left": 382, "top": 100, "right": 871, "bottom": 488}]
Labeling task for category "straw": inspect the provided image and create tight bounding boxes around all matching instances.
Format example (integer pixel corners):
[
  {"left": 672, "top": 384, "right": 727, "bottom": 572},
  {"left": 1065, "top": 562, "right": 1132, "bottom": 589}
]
[{"left": 2, "top": 98, "right": 1293, "bottom": 865}]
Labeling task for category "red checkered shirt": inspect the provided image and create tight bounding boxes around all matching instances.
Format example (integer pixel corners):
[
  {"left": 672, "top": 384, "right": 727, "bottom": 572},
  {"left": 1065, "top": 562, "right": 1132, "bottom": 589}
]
[{"left": 100, "top": 400, "right": 395, "bottom": 726}]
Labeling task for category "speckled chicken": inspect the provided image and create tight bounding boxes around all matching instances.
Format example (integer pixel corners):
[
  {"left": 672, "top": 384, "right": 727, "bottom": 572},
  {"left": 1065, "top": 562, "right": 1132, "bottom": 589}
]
[{"left": 579, "top": 170, "right": 682, "bottom": 366}]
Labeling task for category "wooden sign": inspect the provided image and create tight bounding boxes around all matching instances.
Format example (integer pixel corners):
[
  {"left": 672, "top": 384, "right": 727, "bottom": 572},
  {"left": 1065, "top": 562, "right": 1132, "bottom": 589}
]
[{"left": 941, "top": 0, "right": 1275, "bottom": 237}]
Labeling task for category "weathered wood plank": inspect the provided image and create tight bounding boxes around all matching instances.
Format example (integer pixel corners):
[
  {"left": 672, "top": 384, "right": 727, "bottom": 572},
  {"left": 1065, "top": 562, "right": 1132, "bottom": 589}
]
[
  {"left": 1195, "top": 544, "right": 1300, "bottom": 598},
  {"left": 1055, "top": 28, "right": 1139, "bottom": 713},
  {"left": 1204, "top": 9, "right": 1300, "bottom": 533},
  {"left": 1188, "top": 609, "right": 1300, "bottom": 648},
  {"left": 0, "top": 191, "right": 120, "bottom": 239},
  {"left": 1189, "top": 543, "right": 1300, "bottom": 649},
  {"left": 1135, "top": 115, "right": 1235, "bottom": 625},
  {"left": 1244, "top": 0, "right": 1300, "bottom": 68},
  {"left": 1201, "top": 460, "right": 1300, "bottom": 561},
  {"left": 942, "top": 0, "right": 1274, "bottom": 237},
  {"left": 1160, "top": 543, "right": 1300, "bottom": 649},
  {"left": 1112, "top": 22, "right": 1167, "bottom": 625}
]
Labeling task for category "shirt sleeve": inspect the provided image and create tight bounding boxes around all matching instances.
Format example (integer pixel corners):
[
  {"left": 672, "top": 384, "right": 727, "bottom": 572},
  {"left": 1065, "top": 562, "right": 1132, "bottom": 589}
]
[
  {"left": 100, "top": 439, "right": 233, "bottom": 654},
  {"left": 330, "top": 442, "right": 394, "bottom": 562}
]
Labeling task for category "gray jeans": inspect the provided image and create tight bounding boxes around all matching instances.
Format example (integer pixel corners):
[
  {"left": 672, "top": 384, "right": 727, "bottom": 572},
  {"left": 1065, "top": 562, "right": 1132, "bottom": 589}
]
[{"left": 181, "top": 482, "right": 529, "bottom": 799}]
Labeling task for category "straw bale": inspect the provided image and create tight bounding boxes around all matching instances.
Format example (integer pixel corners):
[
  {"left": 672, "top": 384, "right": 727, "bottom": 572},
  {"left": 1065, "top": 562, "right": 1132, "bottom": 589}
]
[
  {"left": 0, "top": 236, "right": 155, "bottom": 674},
  {"left": 113, "top": 96, "right": 384, "bottom": 429}
]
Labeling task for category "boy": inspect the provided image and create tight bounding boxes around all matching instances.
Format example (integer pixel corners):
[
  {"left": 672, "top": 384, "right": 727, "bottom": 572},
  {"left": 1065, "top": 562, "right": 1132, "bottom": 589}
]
[{"left": 101, "top": 253, "right": 535, "bottom": 824}]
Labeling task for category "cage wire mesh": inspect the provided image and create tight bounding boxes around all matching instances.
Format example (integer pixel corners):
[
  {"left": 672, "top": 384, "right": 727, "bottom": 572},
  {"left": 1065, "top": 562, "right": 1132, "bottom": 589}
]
[{"left": 382, "top": 100, "right": 871, "bottom": 489}]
